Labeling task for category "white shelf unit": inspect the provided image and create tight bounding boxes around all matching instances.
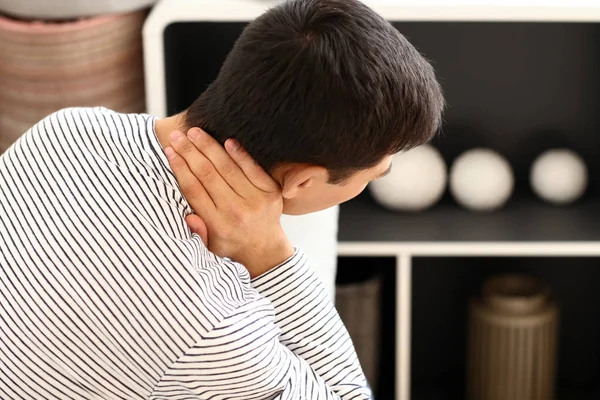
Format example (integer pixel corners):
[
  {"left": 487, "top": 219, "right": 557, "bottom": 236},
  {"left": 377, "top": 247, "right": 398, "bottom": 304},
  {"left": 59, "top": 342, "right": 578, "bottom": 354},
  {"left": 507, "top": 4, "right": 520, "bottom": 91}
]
[
  {"left": 143, "top": 1, "right": 600, "bottom": 399},
  {"left": 338, "top": 240, "right": 600, "bottom": 400}
]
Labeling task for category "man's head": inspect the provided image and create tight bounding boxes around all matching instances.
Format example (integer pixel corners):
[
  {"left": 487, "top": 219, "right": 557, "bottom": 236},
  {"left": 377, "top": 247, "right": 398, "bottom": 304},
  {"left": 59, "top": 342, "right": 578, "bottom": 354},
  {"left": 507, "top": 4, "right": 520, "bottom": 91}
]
[{"left": 185, "top": 0, "right": 444, "bottom": 215}]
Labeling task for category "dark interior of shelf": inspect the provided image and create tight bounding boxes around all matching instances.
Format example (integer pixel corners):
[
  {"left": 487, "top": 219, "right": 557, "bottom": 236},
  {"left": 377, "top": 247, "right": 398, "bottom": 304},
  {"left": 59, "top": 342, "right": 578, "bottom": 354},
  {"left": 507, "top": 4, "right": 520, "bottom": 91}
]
[
  {"left": 412, "top": 256, "right": 600, "bottom": 400},
  {"left": 394, "top": 21, "right": 600, "bottom": 194},
  {"left": 336, "top": 257, "right": 397, "bottom": 400}
]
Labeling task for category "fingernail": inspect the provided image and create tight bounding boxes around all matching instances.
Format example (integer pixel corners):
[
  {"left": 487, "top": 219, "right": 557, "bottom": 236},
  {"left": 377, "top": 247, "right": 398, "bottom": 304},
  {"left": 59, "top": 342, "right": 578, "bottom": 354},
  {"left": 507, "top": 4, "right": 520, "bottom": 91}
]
[
  {"left": 165, "top": 147, "right": 176, "bottom": 160},
  {"left": 187, "top": 128, "right": 201, "bottom": 141},
  {"left": 228, "top": 139, "right": 240, "bottom": 150},
  {"left": 169, "top": 131, "right": 183, "bottom": 143}
]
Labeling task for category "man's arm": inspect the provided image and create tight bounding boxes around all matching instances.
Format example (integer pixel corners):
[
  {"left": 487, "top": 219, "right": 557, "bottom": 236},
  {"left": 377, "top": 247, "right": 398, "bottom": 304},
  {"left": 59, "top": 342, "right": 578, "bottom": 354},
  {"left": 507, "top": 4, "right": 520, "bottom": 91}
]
[
  {"left": 250, "top": 249, "right": 369, "bottom": 392},
  {"left": 151, "top": 292, "right": 371, "bottom": 400}
]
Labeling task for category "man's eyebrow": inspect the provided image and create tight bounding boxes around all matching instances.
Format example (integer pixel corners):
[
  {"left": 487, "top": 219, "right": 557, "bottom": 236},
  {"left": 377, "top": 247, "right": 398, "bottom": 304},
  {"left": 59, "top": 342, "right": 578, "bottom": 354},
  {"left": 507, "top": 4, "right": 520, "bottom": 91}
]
[{"left": 375, "top": 164, "right": 392, "bottom": 179}]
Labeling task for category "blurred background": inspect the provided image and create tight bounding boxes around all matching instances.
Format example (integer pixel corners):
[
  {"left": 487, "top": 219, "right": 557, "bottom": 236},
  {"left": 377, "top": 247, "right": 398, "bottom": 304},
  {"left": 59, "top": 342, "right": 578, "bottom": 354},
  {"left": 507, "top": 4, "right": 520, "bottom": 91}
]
[{"left": 2, "top": 1, "right": 600, "bottom": 400}]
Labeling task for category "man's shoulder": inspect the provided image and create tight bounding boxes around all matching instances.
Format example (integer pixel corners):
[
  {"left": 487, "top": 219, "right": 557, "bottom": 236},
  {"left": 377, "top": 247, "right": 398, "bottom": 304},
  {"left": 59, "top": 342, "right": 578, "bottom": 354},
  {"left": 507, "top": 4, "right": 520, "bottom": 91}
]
[
  {"left": 32, "top": 107, "right": 152, "bottom": 133},
  {"left": 32, "top": 107, "right": 163, "bottom": 169},
  {"left": 52, "top": 106, "right": 151, "bottom": 124}
]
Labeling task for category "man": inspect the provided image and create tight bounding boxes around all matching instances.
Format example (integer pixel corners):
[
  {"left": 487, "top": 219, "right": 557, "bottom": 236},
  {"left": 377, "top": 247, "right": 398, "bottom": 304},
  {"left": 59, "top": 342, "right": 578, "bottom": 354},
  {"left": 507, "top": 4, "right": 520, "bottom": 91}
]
[{"left": 0, "top": 0, "right": 443, "bottom": 399}]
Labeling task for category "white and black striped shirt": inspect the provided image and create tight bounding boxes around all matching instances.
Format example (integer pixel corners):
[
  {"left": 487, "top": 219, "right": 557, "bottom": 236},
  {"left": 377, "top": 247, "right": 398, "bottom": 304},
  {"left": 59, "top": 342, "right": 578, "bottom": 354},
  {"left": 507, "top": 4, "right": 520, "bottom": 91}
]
[{"left": 0, "top": 107, "right": 371, "bottom": 400}]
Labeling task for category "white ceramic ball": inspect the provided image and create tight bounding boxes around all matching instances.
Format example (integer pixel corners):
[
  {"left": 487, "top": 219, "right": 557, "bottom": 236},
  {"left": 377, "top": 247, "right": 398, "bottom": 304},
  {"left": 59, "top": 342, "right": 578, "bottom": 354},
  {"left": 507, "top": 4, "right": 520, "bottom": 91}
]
[
  {"left": 369, "top": 144, "right": 447, "bottom": 212},
  {"left": 450, "top": 148, "right": 514, "bottom": 211},
  {"left": 530, "top": 149, "right": 587, "bottom": 205}
]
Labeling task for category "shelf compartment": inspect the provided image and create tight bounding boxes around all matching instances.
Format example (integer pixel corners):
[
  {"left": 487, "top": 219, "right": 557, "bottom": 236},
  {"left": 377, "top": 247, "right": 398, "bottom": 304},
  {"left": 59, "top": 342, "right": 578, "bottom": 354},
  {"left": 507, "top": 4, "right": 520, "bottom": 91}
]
[{"left": 411, "top": 256, "right": 600, "bottom": 400}]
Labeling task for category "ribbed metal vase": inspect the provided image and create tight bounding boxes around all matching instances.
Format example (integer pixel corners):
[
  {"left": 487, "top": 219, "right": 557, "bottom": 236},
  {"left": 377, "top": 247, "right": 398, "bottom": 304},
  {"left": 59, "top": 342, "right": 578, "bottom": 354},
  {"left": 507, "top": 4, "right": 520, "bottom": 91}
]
[{"left": 467, "top": 274, "right": 559, "bottom": 400}]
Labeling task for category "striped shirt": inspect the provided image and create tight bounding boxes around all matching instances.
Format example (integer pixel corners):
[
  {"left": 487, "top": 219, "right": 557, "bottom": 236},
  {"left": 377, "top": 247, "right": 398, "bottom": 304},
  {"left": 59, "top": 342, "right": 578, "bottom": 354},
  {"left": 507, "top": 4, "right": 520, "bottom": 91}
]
[{"left": 0, "top": 107, "right": 371, "bottom": 400}]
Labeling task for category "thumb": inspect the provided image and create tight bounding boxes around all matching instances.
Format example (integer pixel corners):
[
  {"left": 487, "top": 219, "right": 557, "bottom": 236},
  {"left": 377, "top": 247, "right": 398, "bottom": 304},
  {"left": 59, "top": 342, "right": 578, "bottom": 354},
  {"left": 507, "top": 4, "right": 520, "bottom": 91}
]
[{"left": 185, "top": 214, "right": 208, "bottom": 246}]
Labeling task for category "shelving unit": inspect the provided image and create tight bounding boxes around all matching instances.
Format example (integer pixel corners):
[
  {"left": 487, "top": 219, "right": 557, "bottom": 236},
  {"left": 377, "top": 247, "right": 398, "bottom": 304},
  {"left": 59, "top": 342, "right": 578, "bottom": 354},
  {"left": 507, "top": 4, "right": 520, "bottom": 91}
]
[
  {"left": 338, "top": 193, "right": 600, "bottom": 399},
  {"left": 144, "top": 1, "right": 600, "bottom": 399}
]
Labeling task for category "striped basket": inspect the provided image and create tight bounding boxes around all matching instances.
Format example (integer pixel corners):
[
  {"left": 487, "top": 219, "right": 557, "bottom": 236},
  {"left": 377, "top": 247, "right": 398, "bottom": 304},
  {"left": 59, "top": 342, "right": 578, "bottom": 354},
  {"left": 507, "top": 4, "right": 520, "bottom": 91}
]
[
  {"left": 467, "top": 274, "right": 559, "bottom": 400},
  {"left": 0, "top": 9, "right": 148, "bottom": 153},
  {"left": 0, "top": 0, "right": 156, "bottom": 20}
]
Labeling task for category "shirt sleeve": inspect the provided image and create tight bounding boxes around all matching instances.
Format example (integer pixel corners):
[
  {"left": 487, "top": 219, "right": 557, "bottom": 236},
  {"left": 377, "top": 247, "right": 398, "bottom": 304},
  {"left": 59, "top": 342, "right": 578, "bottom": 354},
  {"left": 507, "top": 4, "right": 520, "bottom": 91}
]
[
  {"left": 250, "top": 249, "right": 371, "bottom": 396},
  {"left": 150, "top": 294, "right": 372, "bottom": 400}
]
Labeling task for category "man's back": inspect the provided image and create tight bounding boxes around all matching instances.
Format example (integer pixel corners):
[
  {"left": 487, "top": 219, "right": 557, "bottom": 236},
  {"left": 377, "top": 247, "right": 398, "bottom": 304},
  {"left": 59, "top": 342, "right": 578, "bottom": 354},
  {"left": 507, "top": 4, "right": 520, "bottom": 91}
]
[
  {"left": 0, "top": 107, "right": 263, "bottom": 399},
  {"left": 0, "top": 107, "right": 370, "bottom": 399}
]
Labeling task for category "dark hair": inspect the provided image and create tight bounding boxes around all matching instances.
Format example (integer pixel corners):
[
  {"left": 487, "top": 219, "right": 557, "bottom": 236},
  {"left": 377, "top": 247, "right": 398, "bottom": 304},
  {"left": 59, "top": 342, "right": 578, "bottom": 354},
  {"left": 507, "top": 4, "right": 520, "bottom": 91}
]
[{"left": 185, "top": 0, "right": 444, "bottom": 184}]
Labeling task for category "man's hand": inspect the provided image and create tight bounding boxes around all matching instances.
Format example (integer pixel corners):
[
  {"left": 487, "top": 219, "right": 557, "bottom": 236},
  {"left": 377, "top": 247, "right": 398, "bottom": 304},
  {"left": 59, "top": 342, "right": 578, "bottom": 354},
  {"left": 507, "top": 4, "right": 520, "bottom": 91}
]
[{"left": 164, "top": 128, "right": 294, "bottom": 278}]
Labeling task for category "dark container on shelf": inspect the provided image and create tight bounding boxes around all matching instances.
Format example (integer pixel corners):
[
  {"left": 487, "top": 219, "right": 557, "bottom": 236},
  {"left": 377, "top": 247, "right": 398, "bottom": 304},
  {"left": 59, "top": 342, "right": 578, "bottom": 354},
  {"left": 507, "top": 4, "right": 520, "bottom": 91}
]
[{"left": 336, "top": 274, "right": 382, "bottom": 392}]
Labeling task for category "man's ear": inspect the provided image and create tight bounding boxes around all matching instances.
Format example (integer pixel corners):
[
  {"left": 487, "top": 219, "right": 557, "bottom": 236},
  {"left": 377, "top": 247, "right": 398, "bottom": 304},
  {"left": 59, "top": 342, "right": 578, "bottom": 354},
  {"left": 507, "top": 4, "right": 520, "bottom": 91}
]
[{"left": 280, "top": 164, "right": 328, "bottom": 199}]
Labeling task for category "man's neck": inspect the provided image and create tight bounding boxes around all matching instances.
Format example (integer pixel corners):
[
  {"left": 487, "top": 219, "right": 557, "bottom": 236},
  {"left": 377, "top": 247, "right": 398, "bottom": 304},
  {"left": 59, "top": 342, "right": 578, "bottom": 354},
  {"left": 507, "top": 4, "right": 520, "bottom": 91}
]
[
  {"left": 154, "top": 111, "right": 289, "bottom": 194},
  {"left": 155, "top": 113, "right": 186, "bottom": 149}
]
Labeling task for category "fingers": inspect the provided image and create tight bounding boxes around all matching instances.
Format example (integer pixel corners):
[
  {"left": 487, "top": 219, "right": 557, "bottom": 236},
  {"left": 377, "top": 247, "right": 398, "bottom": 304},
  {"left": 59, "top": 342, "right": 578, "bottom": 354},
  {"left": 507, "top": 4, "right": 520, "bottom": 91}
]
[
  {"left": 224, "top": 139, "right": 279, "bottom": 193},
  {"left": 165, "top": 145, "right": 216, "bottom": 215},
  {"left": 185, "top": 128, "right": 255, "bottom": 197},
  {"left": 185, "top": 214, "right": 208, "bottom": 245},
  {"left": 169, "top": 131, "right": 235, "bottom": 204}
]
